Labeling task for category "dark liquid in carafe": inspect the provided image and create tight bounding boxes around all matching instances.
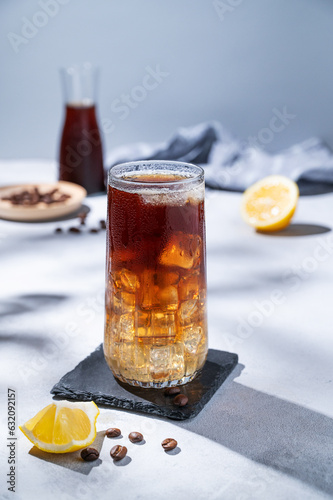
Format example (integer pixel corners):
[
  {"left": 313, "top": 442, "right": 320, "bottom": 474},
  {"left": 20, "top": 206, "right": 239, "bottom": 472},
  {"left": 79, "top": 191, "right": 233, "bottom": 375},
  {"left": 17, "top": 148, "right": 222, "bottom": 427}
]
[{"left": 59, "top": 103, "right": 105, "bottom": 194}]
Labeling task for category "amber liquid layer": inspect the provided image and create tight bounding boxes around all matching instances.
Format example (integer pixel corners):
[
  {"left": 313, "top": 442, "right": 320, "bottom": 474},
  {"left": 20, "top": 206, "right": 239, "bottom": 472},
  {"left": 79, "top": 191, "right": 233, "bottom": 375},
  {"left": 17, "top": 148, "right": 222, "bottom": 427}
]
[{"left": 104, "top": 176, "right": 208, "bottom": 388}]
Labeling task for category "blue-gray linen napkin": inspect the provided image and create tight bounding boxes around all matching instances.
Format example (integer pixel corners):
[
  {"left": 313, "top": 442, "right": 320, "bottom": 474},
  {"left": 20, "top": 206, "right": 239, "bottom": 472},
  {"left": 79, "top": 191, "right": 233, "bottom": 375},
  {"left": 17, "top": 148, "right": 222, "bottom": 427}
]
[{"left": 107, "top": 122, "right": 333, "bottom": 195}]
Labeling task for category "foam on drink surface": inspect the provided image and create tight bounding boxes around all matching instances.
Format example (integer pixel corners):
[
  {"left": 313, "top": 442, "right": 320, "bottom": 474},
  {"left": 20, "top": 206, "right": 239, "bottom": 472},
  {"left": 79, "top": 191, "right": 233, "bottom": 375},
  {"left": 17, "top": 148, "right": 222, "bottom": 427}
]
[{"left": 118, "top": 171, "right": 204, "bottom": 206}]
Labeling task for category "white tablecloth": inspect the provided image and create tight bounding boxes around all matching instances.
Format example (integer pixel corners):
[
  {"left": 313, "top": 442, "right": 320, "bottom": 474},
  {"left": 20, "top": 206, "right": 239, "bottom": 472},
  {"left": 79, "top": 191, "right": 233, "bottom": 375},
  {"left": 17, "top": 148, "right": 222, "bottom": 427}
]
[{"left": 0, "top": 160, "right": 332, "bottom": 500}]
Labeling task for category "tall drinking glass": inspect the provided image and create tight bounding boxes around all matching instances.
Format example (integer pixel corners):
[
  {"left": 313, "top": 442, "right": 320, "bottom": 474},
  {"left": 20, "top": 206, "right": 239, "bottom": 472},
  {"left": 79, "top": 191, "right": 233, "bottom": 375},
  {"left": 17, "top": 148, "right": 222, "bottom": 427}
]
[{"left": 104, "top": 161, "right": 208, "bottom": 388}]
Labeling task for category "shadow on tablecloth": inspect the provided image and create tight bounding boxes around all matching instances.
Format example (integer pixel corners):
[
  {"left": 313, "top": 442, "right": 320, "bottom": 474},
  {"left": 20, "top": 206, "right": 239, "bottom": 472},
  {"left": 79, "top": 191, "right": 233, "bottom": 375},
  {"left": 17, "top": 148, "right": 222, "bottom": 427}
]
[
  {"left": 257, "top": 222, "right": 331, "bottom": 237},
  {"left": 0, "top": 293, "right": 68, "bottom": 319},
  {"left": 28, "top": 431, "right": 105, "bottom": 475},
  {"left": 175, "top": 379, "right": 333, "bottom": 496}
]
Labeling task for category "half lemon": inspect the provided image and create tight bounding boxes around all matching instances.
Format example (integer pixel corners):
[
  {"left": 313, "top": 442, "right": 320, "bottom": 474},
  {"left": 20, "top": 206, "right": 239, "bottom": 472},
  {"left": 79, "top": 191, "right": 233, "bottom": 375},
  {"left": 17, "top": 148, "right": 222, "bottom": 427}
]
[{"left": 241, "top": 175, "right": 299, "bottom": 231}]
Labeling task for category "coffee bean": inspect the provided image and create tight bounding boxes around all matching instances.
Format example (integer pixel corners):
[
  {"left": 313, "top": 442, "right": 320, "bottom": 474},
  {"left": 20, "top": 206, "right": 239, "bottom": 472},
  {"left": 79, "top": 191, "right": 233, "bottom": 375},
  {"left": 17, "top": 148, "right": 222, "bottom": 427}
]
[
  {"left": 68, "top": 227, "right": 81, "bottom": 233},
  {"left": 128, "top": 432, "right": 143, "bottom": 443},
  {"left": 99, "top": 220, "right": 106, "bottom": 229},
  {"left": 173, "top": 394, "right": 188, "bottom": 407},
  {"left": 106, "top": 427, "right": 121, "bottom": 438},
  {"left": 54, "top": 227, "right": 63, "bottom": 233},
  {"left": 78, "top": 212, "right": 87, "bottom": 225},
  {"left": 80, "top": 447, "right": 99, "bottom": 461},
  {"left": 2, "top": 187, "right": 70, "bottom": 206},
  {"left": 164, "top": 387, "right": 181, "bottom": 396},
  {"left": 89, "top": 228, "right": 99, "bottom": 234},
  {"left": 161, "top": 438, "right": 177, "bottom": 451},
  {"left": 110, "top": 445, "right": 127, "bottom": 461}
]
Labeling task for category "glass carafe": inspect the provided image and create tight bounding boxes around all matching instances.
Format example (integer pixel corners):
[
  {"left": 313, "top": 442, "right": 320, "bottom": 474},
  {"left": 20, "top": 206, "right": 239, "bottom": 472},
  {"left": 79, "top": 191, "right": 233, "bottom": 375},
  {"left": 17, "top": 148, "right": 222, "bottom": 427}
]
[{"left": 58, "top": 63, "right": 105, "bottom": 194}]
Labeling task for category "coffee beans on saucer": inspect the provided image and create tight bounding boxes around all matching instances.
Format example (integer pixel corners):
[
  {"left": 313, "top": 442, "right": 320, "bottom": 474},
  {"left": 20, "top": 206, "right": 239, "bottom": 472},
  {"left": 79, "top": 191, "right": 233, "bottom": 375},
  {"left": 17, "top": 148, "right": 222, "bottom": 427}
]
[{"left": 1, "top": 186, "right": 70, "bottom": 206}]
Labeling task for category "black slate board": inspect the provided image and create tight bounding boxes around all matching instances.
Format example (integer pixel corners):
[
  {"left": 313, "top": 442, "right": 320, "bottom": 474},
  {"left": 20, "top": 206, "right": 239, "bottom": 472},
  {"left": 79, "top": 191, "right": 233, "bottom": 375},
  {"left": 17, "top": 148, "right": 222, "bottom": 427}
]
[{"left": 51, "top": 344, "right": 238, "bottom": 420}]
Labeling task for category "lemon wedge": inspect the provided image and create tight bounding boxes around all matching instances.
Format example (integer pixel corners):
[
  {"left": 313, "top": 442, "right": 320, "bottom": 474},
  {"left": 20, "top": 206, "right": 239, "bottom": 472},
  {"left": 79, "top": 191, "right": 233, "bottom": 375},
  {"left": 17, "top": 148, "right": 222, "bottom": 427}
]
[
  {"left": 19, "top": 401, "right": 100, "bottom": 453},
  {"left": 241, "top": 175, "right": 299, "bottom": 231}
]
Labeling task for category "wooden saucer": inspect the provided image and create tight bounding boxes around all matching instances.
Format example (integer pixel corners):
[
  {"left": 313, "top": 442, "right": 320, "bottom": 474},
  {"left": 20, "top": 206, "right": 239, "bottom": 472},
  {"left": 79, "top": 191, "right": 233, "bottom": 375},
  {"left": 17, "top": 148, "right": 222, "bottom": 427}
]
[{"left": 0, "top": 181, "right": 87, "bottom": 222}]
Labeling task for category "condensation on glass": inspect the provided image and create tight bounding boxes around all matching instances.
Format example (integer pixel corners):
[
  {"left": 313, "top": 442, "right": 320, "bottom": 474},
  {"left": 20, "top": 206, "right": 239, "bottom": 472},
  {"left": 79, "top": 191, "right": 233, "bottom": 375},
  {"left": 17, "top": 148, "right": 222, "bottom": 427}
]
[{"left": 104, "top": 161, "right": 208, "bottom": 388}]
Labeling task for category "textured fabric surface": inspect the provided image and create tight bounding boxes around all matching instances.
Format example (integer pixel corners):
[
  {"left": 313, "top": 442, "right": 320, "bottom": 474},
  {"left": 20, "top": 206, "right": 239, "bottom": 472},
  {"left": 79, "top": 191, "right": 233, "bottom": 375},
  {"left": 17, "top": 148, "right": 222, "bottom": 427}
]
[{"left": 107, "top": 122, "right": 333, "bottom": 194}]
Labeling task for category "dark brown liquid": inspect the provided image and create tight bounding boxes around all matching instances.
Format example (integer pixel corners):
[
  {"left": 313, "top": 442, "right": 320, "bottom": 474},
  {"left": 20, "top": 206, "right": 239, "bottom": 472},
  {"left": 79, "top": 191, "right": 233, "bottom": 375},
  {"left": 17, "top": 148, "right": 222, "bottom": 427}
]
[
  {"left": 59, "top": 104, "right": 105, "bottom": 194},
  {"left": 104, "top": 175, "right": 208, "bottom": 387}
]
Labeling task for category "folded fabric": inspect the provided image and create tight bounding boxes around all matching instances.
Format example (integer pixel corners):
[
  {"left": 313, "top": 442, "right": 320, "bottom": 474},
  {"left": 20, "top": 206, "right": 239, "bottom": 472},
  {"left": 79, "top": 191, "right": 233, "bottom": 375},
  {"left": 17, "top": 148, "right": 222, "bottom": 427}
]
[{"left": 107, "top": 122, "right": 333, "bottom": 195}]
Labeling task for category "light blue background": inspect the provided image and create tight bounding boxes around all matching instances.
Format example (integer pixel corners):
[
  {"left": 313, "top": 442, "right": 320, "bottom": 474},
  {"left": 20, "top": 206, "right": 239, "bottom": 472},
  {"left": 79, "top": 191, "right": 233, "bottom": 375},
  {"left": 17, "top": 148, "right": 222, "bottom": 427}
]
[{"left": 1, "top": 0, "right": 333, "bottom": 161}]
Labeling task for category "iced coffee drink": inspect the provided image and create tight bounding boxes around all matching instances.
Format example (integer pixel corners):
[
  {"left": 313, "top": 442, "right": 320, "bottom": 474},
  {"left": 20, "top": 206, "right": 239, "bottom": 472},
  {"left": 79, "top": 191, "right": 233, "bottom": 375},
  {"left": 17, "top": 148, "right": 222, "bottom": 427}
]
[{"left": 104, "top": 161, "right": 208, "bottom": 388}]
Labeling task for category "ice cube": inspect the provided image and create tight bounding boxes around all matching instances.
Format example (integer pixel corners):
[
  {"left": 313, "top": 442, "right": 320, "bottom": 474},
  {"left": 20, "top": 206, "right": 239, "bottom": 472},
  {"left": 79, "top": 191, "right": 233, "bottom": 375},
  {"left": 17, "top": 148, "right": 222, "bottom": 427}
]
[
  {"left": 136, "top": 310, "right": 151, "bottom": 338},
  {"left": 118, "top": 342, "right": 150, "bottom": 381},
  {"left": 136, "top": 310, "right": 151, "bottom": 327},
  {"left": 104, "top": 341, "right": 120, "bottom": 374},
  {"left": 171, "top": 342, "right": 185, "bottom": 379},
  {"left": 151, "top": 311, "right": 176, "bottom": 337},
  {"left": 159, "top": 232, "right": 201, "bottom": 269},
  {"left": 133, "top": 344, "right": 150, "bottom": 381},
  {"left": 112, "top": 291, "right": 136, "bottom": 314},
  {"left": 150, "top": 345, "right": 171, "bottom": 371},
  {"left": 121, "top": 291, "right": 136, "bottom": 312},
  {"left": 104, "top": 313, "right": 120, "bottom": 344},
  {"left": 110, "top": 272, "right": 122, "bottom": 289},
  {"left": 112, "top": 293, "right": 123, "bottom": 315},
  {"left": 120, "top": 269, "right": 139, "bottom": 292},
  {"left": 183, "top": 325, "right": 203, "bottom": 353},
  {"left": 118, "top": 342, "right": 135, "bottom": 377},
  {"left": 119, "top": 313, "right": 135, "bottom": 342},
  {"left": 139, "top": 270, "right": 159, "bottom": 310},
  {"left": 149, "top": 343, "right": 185, "bottom": 379},
  {"left": 155, "top": 271, "right": 180, "bottom": 287},
  {"left": 179, "top": 273, "right": 200, "bottom": 301},
  {"left": 157, "top": 285, "right": 178, "bottom": 311},
  {"left": 178, "top": 300, "right": 198, "bottom": 325}
]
